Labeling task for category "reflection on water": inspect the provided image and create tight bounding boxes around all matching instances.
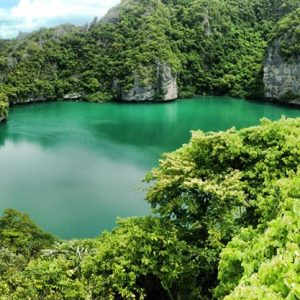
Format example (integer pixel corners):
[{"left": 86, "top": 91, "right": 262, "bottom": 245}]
[{"left": 0, "top": 97, "right": 300, "bottom": 238}]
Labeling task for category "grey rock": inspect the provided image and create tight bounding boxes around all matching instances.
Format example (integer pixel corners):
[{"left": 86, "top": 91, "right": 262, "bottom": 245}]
[
  {"left": 100, "top": 0, "right": 132, "bottom": 24},
  {"left": 100, "top": 6, "right": 122, "bottom": 24},
  {"left": 122, "top": 73, "right": 156, "bottom": 101},
  {"left": 7, "top": 56, "right": 17, "bottom": 69},
  {"left": 16, "top": 31, "right": 29, "bottom": 40},
  {"left": 122, "top": 62, "right": 178, "bottom": 102},
  {"left": 160, "top": 63, "right": 178, "bottom": 101},
  {"left": 63, "top": 93, "right": 82, "bottom": 100},
  {"left": 263, "top": 39, "right": 300, "bottom": 102},
  {"left": 10, "top": 97, "right": 47, "bottom": 105},
  {"left": 10, "top": 93, "right": 82, "bottom": 105}
]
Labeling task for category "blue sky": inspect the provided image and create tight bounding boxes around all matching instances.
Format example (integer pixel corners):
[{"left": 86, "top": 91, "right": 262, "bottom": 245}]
[{"left": 0, "top": 0, "right": 120, "bottom": 39}]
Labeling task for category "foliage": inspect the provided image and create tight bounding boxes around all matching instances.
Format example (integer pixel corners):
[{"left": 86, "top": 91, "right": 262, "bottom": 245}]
[
  {"left": 0, "top": 0, "right": 299, "bottom": 113},
  {"left": 275, "top": 8, "right": 300, "bottom": 59},
  {"left": 4, "top": 240, "right": 95, "bottom": 300},
  {"left": 1, "top": 119, "right": 300, "bottom": 298},
  {"left": 82, "top": 217, "right": 200, "bottom": 299},
  {"left": 86, "top": 91, "right": 114, "bottom": 102},
  {"left": 0, "top": 216, "right": 199, "bottom": 299},
  {"left": 0, "top": 209, "right": 57, "bottom": 299},
  {"left": 145, "top": 117, "right": 300, "bottom": 295},
  {"left": 216, "top": 175, "right": 300, "bottom": 299},
  {"left": 0, "top": 209, "right": 56, "bottom": 256},
  {"left": 0, "top": 92, "right": 8, "bottom": 120}
]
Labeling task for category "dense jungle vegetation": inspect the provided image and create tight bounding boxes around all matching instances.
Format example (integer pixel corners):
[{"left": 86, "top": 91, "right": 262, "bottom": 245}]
[
  {"left": 0, "top": 0, "right": 300, "bottom": 120},
  {"left": 1, "top": 0, "right": 300, "bottom": 298},
  {"left": 1, "top": 117, "right": 300, "bottom": 299}
]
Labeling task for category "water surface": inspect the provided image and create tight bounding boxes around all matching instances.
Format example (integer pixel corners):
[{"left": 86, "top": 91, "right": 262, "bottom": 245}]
[{"left": 1, "top": 97, "right": 300, "bottom": 238}]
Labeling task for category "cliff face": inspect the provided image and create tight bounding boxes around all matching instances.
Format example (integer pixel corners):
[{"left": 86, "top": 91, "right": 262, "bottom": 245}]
[
  {"left": 263, "top": 9, "right": 300, "bottom": 103},
  {"left": 0, "top": 95, "right": 9, "bottom": 122},
  {"left": 0, "top": 0, "right": 299, "bottom": 112},
  {"left": 122, "top": 63, "right": 177, "bottom": 101},
  {"left": 263, "top": 39, "right": 300, "bottom": 102}
]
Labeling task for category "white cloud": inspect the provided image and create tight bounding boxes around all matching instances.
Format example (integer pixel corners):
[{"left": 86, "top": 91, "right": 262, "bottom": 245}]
[{"left": 0, "top": 0, "right": 120, "bottom": 38}]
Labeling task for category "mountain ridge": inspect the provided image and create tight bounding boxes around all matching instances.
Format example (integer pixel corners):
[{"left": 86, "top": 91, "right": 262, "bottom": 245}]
[{"left": 0, "top": 0, "right": 299, "bottom": 121}]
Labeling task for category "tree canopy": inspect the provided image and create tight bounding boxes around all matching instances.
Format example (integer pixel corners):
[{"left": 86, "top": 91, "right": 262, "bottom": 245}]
[{"left": 1, "top": 118, "right": 299, "bottom": 299}]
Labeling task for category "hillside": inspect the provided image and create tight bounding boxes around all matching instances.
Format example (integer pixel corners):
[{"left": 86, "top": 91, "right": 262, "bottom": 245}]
[
  {"left": 1, "top": 118, "right": 300, "bottom": 299},
  {"left": 264, "top": 8, "right": 300, "bottom": 101},
  {"left": 1, "top": 1, "right": 300, "bottom": 298},
  {"left": 0, "top": 0, "right": 299, "bottom": 121}
]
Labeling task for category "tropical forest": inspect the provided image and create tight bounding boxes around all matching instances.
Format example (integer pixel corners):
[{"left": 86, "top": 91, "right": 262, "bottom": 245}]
[{"left": 0, "top": 0, "right": 300, "bottom": 299}]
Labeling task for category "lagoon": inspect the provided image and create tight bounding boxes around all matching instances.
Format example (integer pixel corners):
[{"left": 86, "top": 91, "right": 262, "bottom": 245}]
[{"left": 0, "top": 97, "right": 300, "bottom": 238}]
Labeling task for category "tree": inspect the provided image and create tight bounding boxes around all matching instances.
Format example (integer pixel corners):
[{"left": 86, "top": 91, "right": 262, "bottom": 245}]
[
  {"left": 82, "top": 217, "right": 200, "bottom": 299},
  {"left": 145, "top": 118, "right": 300, "bottom": 296},
  {"left": 0, "top": 92, "right": 8, "bottom": 120},
  {"left": 216, "top": 175, "right": 300, "bottom": 299},
  {"left": 0, "top": 209, "right": 56, "bottom": 256}
]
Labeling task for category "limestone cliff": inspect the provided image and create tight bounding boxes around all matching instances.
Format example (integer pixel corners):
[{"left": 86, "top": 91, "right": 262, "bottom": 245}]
[
  {"left": 0, "top": 96, "right": 8, "bottom": 122},
  {"left": 122, "top": 63, "right": 178, "bottom": 102},
  {"left": 263, "top": 39, "right": 300, "bottom": 103},
  {"left": 263, "top": 9, "right": 300, "bottom": 103}
]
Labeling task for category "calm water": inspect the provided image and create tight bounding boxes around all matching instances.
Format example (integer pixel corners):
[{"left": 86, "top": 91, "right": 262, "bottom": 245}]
[{"left": 0, "top": 97, "right": 300, "bottom": 239}]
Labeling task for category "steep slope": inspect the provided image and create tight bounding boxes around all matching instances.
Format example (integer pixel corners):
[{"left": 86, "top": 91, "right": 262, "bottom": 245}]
[
  {"left": 0, "top": 40, "right": 11, "bottom": 121},
  {"left": 0, "top": 93, "right": 8, "bottom": 122},
  {"left": 0, "top": 0, "right": 299, "bottom": 122},
  {"left": 264, "top": 8, "right": 300, "bottom": 103},
  {"left": 0, "top": 0, "right": 179, "bottom": 107}
]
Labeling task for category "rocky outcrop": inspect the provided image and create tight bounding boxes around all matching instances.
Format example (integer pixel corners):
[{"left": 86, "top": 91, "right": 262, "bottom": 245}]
[
  {"left": 263, "top": 39, "right": 300, "bottom": 102},
  {"left": 9, "top": 92, "right": 82, "bottom": 105},
  {"left": 10, "top": 97, "right": 45, "bottom": 105},
  {"left": 0, "top": 98, "right": 8, "bottom": 122},
  {"left": 99, "top": 0, "right": 133, "bottom": 25},
  {"left": 63, "top": 93, "right": 82, "bottom": 100},
  {"left": 122, "top": 63, "right": 178, "bottom": 102}
]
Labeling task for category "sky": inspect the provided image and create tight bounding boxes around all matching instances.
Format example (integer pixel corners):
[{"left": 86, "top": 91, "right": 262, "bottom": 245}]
[{"left": 0, "top": 0, "right": 121, "bottom": 39}]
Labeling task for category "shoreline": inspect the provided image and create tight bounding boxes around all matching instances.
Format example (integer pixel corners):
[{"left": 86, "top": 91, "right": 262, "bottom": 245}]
[
  {"left": 0, "top": 95, "right": 299, "bottom": 124},
  {"left": 256, "top": 97, "right": 300, "bottom": 108}
]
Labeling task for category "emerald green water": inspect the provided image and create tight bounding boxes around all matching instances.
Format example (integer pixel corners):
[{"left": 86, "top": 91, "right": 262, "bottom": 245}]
[{"left": 0, "top": 97, "right": 300, "bottom": 239}]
